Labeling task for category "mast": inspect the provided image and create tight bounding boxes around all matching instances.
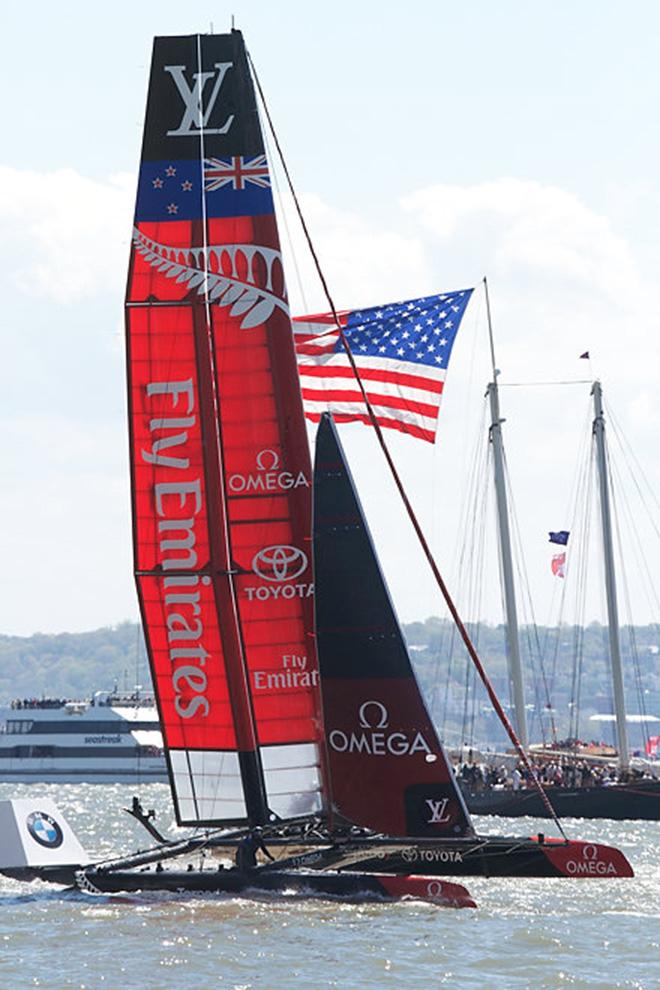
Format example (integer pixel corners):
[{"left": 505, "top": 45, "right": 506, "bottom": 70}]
[
  {"left": 591, "top": 380, "right": 629, "bottom": 770},
  {"left": 484, "top": 282, "right": 528, "bottom": 748}
]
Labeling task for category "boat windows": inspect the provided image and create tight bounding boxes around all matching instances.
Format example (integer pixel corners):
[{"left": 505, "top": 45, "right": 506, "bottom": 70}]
[{"left": 6, "top": 720, "right": 34, "bottom": 734}]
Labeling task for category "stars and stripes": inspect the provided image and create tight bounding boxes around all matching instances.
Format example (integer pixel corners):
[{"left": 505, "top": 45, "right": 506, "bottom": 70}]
[
  {"left": 204, "top": 154, "right": 271, "bottom": 191},
  {"left": 293, "top": 290, "right": 473, "bottom": 443}
]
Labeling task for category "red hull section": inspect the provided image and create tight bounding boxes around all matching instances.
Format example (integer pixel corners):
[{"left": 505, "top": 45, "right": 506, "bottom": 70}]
[
  {"left": 377, "top": 874, "right": 476, "bottom": 908},
  {"left": 535, "top": 838, "right": 634, "bottom": 878}
]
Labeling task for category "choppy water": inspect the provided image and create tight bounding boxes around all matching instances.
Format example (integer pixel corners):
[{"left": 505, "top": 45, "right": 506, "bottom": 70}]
[{"left": 0, "top": 783, "right": 657, "bottom": 989}]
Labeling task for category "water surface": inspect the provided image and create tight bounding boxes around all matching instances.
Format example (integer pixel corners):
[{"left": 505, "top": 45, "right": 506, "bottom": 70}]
[{"left": 0, "top": 783, "right": 656, "bottom": 989}]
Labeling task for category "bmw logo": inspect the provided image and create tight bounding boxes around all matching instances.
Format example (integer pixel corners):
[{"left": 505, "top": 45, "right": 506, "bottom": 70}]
[{"left": 26, "top": 811, "right": 64, "bottom": 849}]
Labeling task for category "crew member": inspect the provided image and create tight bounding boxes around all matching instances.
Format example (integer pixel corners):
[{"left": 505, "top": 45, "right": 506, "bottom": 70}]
[{"left": 235, "top": 828, "right": 275, "bottom": 872}]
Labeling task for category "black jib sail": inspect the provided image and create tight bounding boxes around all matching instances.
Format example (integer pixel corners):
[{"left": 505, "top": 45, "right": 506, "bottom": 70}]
[{"left": 313, "top": 412, "right": 473, "bottom": 838}]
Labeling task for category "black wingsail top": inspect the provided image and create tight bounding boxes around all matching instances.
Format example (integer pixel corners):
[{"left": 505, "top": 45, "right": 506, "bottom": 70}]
[{"left": 313, "top": 413, "right": 474, "bottom": 838}]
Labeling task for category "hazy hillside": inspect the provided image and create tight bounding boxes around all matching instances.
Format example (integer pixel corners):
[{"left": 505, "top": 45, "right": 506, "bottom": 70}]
[
  {"left": 0, "top": 623, "right": 150, "bottom": 703},
  {"left": 1, "top": 619, "right": 658, "bottom": 748}
]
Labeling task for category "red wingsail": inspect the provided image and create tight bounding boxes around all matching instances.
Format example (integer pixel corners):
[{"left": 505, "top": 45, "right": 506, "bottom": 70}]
[{"left": 126, "top": 32, "right": 325, "bottom": 826}]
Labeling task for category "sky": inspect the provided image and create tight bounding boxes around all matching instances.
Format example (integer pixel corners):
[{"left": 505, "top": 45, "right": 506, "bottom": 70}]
[{"left": 2, "top": 1, "right": 660, "bottom": 636}]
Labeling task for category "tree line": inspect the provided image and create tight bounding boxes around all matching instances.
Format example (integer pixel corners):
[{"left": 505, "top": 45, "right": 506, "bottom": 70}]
[{"left": 1, "top": 619, "right": 657, "bottom": 748}]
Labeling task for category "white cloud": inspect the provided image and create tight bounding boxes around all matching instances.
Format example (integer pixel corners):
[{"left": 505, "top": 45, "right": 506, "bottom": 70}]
[
  {"left": 400, "top": 178, "right": 654, "bottom": 390},
  {"left": 402, "top": 177, "right": 640, "bottom": 300},
  {"left": 0, "top": 166, "right": 134, "bottom": 303},
  {"left": 277, "top": 190, "right": 432, "bottom": 315}
]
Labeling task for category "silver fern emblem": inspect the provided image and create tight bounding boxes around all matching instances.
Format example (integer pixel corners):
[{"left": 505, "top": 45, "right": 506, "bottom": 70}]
[{"left": 132, "top": 228, "right": 289, "bottom": 329}]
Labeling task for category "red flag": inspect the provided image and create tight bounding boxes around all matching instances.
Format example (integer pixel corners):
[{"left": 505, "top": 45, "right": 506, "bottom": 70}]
[{"left": 551, "top": 552, "right": 566, "bottom": 578}]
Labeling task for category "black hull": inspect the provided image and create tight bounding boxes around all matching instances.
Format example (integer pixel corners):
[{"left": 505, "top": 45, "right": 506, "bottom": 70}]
[
  {"left": 461, "top": 779, "right": 660, "bottom": 820},
  {"left": 355, "top": 838, "right": 558, "bottom": 878},
  {"left": 347, "top": 835, "right": 630, "bottom": 878},
  {"left": 69, "top": 868, "right": 475, "bottom": 907}
]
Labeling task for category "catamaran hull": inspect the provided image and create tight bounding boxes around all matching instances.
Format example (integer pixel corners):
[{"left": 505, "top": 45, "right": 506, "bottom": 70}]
[
  {"left": 354, "top": 836, "right": 633, "bottom": 878},
  {"left": 461, "top": 780, "right": 660, "bottom": 821},
  {"left": 207, "top": 834, "right": 634, "bottom": 879},
  {"left": 70, "top": 868, "right": 476, "bottom": 907}
]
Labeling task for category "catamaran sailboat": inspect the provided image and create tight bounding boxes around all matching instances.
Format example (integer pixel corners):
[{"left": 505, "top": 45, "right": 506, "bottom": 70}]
[{"left": 0, "top": 30, "right": 634, "bottom": 902}]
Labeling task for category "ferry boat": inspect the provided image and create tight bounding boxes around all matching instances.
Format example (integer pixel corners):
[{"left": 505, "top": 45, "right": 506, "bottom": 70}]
[{"left": 0, "top": 692, "right": 167, "bottom": 783}]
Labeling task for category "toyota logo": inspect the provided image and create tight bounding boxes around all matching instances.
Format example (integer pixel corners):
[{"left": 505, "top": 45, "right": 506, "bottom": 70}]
[{"left": 252, "top": 545, "right": 308, "bottom": 582}]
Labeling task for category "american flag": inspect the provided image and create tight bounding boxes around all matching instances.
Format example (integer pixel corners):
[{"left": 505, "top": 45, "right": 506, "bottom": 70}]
[
  {"left": 293, "top": 290, "right": 472, "bottom": 443},
  {"left": 204, "top": 155, "right": 271, "bottom": 191}
]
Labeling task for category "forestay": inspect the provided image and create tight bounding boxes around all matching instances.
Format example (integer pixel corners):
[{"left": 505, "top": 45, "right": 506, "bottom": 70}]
[{"left": 126, "top": 31, "right": 325, "bottom": 826}]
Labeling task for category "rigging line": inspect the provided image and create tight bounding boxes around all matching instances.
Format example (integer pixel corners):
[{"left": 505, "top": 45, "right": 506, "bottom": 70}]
[
  {"left": 605, "top": 398, "right": 660, "bottom": 523},
  {"left": 544, "top": 392, "right": 593, "bottom": 723},
  {"left": 261, "top": 120, "right": 310, "bottom": 319},
  {"left": 433, "top": 397, "right": 488, "bottom": 728},
  {"left": 607, "top": 447, "right": 651, "bottom": 748},
  {"left": 249, "top": 53, "right": 566, "bottom": 837},
  {"left": 610, "top": 446, "right": 659, "bottom": 724},
  {"left": 569, "top": 440, "right": 594, "bottom": 741},
  {"left": 500, "top": 380, "right": 594, "bottom": 388},
  {"left": 501, "top": 448, "right": 554, "bottom": 742},
  {"left": 606, "top": 400, "right": 660, "bottom": 570},
  {"left": 459, "top": 454, "right": 489, "bottom": 748}
]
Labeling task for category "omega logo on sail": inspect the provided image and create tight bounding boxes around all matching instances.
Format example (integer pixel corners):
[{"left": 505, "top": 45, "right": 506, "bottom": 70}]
[
  {"left": 140, "top": 377, "right": 210, "bottom": 721},
  {"left": 328, "top": 701, "right": 434, "bottom": 757},
  {"left": 227, "top": 449, "right": 310, "bottom": 495}
]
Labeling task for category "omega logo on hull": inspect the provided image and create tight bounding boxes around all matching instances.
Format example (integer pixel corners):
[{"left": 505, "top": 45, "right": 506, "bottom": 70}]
[{"left": 564, "top": 843, "right": 617, "bottom": 876}]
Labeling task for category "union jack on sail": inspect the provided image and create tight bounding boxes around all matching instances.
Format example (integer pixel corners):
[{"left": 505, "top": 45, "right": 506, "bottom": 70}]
[
  {"left": 293, "top": 290, "right": 473, "bottom": 443},
  {"left": 204, "top": 154, "right": 271, "bottom": 191}
]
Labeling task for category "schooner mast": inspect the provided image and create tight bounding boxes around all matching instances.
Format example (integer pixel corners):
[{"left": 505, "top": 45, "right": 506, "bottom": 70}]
[
  {"left": 591, "top": 380, "right": 629, "bottom": 770},
  {"left": 484, "top": 280, "right": 528, "bottom": 749}
]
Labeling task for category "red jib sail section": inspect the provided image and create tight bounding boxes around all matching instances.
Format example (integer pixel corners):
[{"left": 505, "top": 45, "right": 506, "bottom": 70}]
[
  {"left": 313, "top": 413, "right": 474, "bottom": 838},
  {"left": 126, "top": 31, "right": 325, "bottom": 826}
]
